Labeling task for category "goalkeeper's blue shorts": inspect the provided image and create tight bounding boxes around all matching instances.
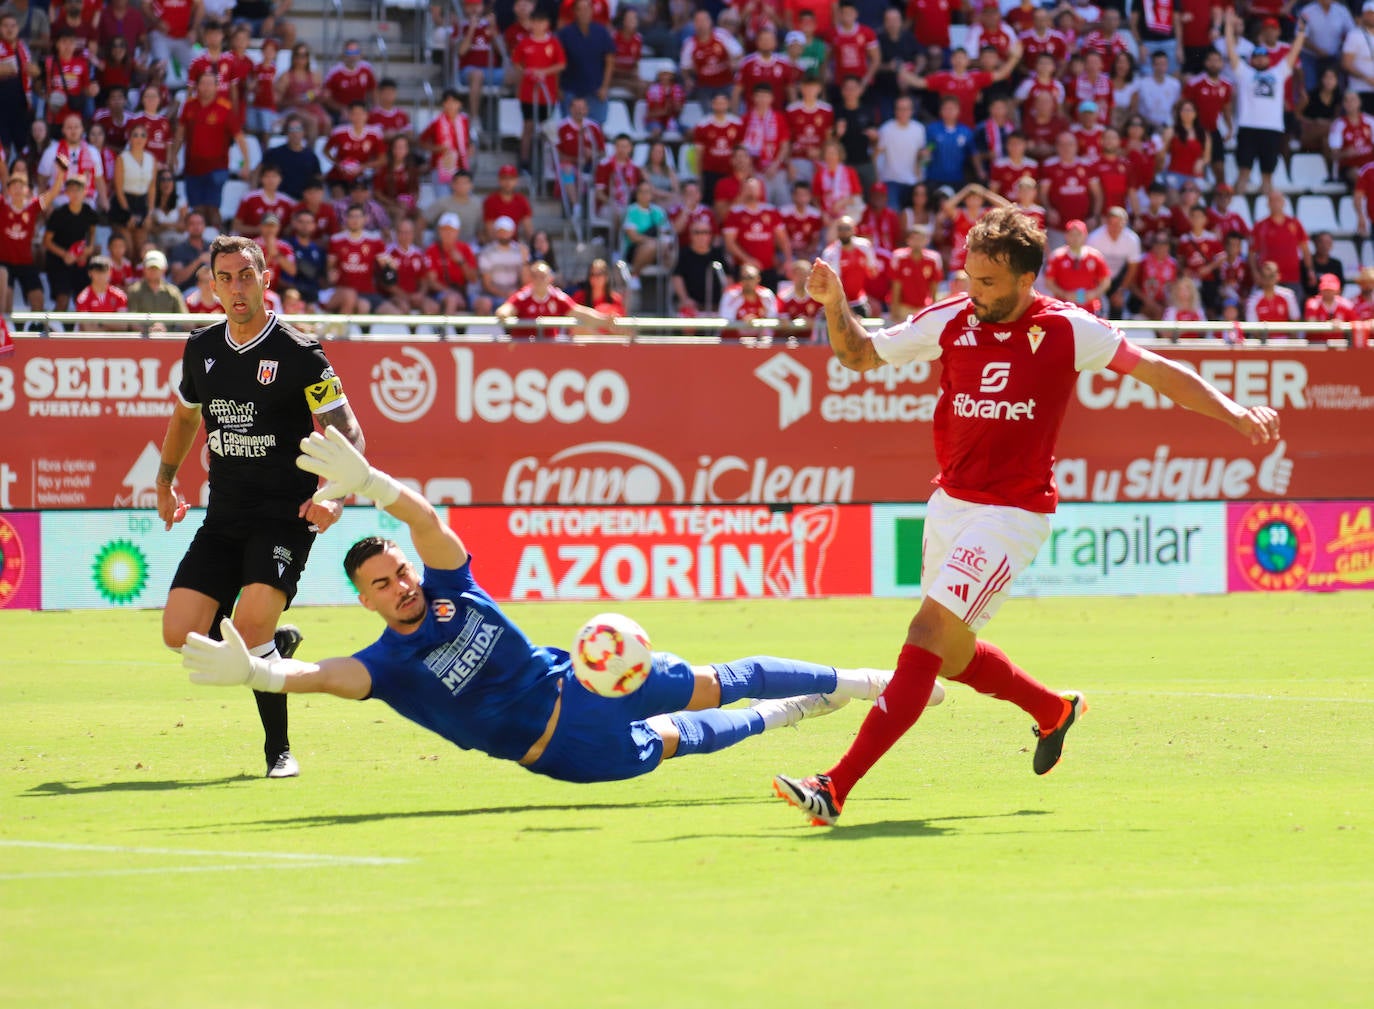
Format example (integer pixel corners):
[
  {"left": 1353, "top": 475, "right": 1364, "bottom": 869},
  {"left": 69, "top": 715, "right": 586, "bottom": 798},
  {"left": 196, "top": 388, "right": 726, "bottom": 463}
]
[{"left": 525, "top": 651, "right": 696, "bottom": 784}]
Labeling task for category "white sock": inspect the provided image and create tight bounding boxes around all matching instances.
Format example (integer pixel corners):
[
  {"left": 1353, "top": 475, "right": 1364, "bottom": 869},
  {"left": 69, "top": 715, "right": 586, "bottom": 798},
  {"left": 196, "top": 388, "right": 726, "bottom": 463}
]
[
  {"left": 249, "top": 642, "right": 281, "bottom": 661},
  {"left": 832, "top": 668, "right": 886, "bottom": 700},
  {"left": 752, "top": 699, "right": 794, "bottom": 730}
]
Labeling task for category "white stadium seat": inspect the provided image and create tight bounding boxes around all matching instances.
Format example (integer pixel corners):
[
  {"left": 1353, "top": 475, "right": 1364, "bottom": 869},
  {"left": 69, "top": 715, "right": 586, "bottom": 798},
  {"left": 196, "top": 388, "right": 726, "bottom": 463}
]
[
  {"left": 1295, "top": 195, "right": 1341, "bottom": 236},
  {"left": 1252, "top": 194, "right": 1293, "bottom": 221},
  {"left": 1231, "top": 196, "right": 1254, "bottom": 229},
  {"left": 1289, "top": 153, "right": 1345, "bottom": 195},
  {"left": 1267, "top": 160, "right": 1294, "bottom": 194},
  {"left": 498, "top": 98, "right": 523, "bottom": 143},
  {"left": 604, "top": 100, "right": 639, "bottom": 141},
  {"left": 1331, "top": 239, "right": 1362, "bottom": 273},
  {"left": 1336, "top": 195, "right": 1359, "bottom": 236},
  {"left": 638, "top": 57, "right": 677, "bottom": 83},
  {"left": 678, "top": 103, "right": 705, "bottom": 132},
  {"left": 219, "top": 179, "right": 249, "bottom": 223}
]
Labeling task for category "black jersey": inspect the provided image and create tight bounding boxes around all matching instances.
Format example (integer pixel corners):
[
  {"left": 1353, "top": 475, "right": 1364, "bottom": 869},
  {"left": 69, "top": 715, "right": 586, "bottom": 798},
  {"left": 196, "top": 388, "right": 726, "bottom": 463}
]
[{"left": 176, "top": 313, "right": 347, "bottom": 522}]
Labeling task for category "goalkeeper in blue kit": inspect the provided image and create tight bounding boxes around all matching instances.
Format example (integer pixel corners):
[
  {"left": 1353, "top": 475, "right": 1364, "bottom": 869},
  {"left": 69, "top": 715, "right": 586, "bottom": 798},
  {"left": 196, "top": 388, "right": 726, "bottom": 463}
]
[{"left": 181, "top": 430, "right": 945, "bottom": 783}]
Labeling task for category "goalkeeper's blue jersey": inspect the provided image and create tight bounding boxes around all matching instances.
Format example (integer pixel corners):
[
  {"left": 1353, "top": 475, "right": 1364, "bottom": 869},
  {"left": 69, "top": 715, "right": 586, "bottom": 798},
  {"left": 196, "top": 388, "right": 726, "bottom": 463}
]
[{"left": 352, "top": 558, "right": 566, "bottom": 762}]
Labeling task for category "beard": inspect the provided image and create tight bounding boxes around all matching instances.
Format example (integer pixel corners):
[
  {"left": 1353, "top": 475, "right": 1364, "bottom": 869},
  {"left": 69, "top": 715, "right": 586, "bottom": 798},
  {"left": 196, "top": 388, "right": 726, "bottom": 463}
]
[{"left": 970, "top": 289, "right": 1021, "bottom": 323}]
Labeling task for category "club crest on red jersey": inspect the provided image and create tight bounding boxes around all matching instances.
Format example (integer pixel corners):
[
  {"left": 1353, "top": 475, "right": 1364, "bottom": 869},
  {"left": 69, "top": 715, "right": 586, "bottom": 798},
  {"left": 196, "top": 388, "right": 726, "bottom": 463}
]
[
  {"left": 257, "top": 359, "right": 279, "bottom": 385},
  {"left": 1027, "top": 325, "right": 1045, "bottom": 354}
]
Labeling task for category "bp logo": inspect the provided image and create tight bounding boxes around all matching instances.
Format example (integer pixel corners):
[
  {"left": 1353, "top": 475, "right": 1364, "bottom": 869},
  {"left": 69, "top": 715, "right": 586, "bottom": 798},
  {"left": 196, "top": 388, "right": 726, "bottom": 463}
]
[
  {"left": 0, "top": 514, "right": 26, "bottom": 608},
  {"left": 1233, "top": 502, "right": 1316, "bottom": 591},
  {"left": 92, "top": 539, "right": 150, "bottom": 605}
]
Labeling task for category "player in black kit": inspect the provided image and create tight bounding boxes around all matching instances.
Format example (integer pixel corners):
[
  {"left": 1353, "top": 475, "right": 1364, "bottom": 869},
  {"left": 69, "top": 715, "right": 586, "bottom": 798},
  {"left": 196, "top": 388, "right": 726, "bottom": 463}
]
[{"left": 155, "top": 235, "right": 365, "bottom": 777}]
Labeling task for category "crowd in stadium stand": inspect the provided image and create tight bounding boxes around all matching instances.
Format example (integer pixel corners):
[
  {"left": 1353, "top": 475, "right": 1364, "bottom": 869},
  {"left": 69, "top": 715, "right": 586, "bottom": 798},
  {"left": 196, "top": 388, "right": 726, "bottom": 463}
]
[{"left": 3, "top": 0, "right": 1374, "bottom": 340}]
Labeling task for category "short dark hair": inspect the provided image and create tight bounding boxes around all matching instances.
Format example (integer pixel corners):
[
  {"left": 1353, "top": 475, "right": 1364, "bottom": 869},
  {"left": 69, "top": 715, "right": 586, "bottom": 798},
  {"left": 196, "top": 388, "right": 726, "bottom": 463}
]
[
  {"left": 379, "top": 77, "right": 398, "bottom": 89},
  {"left": 209, "top": 234, "right": 267, "bottom": 275},
  {"left": 965, "top": 207, "right": 1046, "bottom": 279},
  {"left": 344, "top": 536, "right": 395, "bottom": 585}
]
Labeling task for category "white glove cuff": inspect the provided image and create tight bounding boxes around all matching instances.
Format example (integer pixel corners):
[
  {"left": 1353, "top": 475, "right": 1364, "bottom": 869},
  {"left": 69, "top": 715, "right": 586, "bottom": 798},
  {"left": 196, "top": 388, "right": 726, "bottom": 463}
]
[
  {"left": 247, "top": 658, "right": 289, "bottom": 693},
  {"left": 360, "top": 468, "right": 404, "bottom": 508}
]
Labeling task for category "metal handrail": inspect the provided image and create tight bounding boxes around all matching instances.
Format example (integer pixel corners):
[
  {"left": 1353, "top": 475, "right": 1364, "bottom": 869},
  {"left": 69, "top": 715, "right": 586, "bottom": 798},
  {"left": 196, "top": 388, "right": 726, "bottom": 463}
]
[
  {"left": 9, "top": 312, "right": 1368, "bottom": 346},
  {"left": 326, "top": 0, "right": 345, "bottom": 59},
  {"left": 375, "top": 34, "right": 389, "bottom": 80}
]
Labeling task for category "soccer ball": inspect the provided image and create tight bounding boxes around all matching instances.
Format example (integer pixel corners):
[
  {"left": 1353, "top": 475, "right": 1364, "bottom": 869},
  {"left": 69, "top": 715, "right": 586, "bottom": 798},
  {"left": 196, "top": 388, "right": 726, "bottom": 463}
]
[{"left": 571, "top": 613, "right": 653, "bottom": 697}]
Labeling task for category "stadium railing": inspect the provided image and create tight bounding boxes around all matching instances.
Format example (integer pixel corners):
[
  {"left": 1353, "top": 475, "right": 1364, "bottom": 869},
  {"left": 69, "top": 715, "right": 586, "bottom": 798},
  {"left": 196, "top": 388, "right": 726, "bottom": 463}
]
[{"left": 8, "top": 313, "right": 1369, "bottom": 347}]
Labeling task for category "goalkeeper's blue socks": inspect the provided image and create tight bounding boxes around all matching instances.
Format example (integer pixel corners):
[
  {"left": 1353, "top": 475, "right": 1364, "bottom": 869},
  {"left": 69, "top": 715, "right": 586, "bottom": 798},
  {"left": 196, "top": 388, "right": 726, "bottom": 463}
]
[
  {"left": 669, "top": 708, "right": 765, "bottom": 756},
  {"left": 714, "top": 657, "right": 839, "bottom": 704}
]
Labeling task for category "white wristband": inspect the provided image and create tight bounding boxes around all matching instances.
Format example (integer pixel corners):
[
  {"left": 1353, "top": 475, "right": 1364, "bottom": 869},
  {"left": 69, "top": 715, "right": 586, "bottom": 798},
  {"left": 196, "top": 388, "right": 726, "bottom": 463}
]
[{"left": 247, "top": 658, "right": 288, "bottom": 693}]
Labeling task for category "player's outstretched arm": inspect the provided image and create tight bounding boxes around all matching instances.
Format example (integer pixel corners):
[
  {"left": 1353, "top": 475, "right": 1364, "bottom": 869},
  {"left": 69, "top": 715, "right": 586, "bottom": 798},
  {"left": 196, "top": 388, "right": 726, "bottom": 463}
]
[
  {"left": 183, "top": 617, "right": 371, "bottom": 699},
  {"left": 1128, "top": 348, "right": 1281, "bottom": 445},
  {"left": 297, "top": 429, "right": 469, "bottom": 570},
  {"left": 809, "top": 258, "right": 882, "bottom": 372},
  {"left": 316, "top": 399, "right": 366, "bottom": 453}
]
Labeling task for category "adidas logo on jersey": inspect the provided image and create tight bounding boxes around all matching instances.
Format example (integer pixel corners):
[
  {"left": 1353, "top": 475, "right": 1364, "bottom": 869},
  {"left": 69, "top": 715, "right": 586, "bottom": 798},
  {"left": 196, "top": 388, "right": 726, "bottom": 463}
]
[{"left": 955, "top": 331, "right": 977, "bottom": 347}]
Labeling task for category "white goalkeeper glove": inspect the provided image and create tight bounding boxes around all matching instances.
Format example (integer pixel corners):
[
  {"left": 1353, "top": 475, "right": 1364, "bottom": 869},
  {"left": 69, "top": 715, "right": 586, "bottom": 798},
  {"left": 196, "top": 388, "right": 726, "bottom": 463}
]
[
  {"left": 182, "top": 618, "right": 287, "bottom": 693},
  {"left": 296, "top": 427, "right": 403, "bottom": 507}
]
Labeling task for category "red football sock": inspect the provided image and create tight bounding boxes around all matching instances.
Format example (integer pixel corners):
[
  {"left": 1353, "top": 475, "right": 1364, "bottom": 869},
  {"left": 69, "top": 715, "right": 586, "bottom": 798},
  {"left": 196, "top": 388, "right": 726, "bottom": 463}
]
[
  {"left": 826, "top": 644, "right": 942, "bottom": 804},
  {"left": 952, "top": 640, "right": 1067, "bottom": 732}
]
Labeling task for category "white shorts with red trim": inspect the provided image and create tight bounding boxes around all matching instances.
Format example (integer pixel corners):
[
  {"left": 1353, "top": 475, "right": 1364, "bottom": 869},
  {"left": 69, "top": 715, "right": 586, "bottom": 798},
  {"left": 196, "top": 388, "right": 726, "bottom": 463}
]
[{"left": 921, "top": 488, "right": 1051, "bottom": 632}]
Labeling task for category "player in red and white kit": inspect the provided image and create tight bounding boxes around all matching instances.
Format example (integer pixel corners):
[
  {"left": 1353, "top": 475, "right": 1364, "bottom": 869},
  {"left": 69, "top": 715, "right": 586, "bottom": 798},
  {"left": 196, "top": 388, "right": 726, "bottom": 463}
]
[{"left": 775, "top": 208, "right": 1280, "bottom": 826}]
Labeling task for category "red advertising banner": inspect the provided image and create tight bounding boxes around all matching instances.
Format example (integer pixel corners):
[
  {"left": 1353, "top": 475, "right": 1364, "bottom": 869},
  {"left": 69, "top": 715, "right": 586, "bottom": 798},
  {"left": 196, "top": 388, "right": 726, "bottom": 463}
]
[
  {"left": 451, "top": 504, "right": 872, "bottom": 601},
  {"left": 0, "top": 511, "right": 41, "bottom": 610},
  {"left": 1227, "top": 501, "right": 1374, "bottom": 592},
  {"left": 3, "top": 338, "right": 1374, "bottom": 508}
]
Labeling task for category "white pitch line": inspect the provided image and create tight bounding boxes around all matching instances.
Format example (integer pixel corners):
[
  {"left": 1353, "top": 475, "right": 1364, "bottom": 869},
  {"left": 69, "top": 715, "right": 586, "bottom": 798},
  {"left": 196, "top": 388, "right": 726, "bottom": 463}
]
[
  {"left": 1093, "top": 690, "right": 1374, "bottom": 705},
  {"left": 0, "top": 840, "right": 410, "bottom": 865},
  {"left": 0, "top": 863, "right": 358, "bottom": 881}
]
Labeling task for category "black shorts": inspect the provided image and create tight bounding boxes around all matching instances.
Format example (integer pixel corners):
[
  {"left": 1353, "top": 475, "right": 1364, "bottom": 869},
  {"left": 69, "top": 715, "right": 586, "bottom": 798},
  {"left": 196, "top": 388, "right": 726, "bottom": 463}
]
[
  {"left": 108, "top": 193, "right": 149, "bottom": 225},
  {"left": 0, "top": 261, "right": 43, "bottom": 296},
  {"left": 1235, "top": 127, "right": 1284, "bottom": 175},
  {"left": 520, "top": 100, "right": 557, "bottom": 121},
  {"left": 1208, "top": 128, "right": 1225, "bottom": 164},
  {"left": 170, "top": 515, "right": 316, "bottom": 611},
  {"left": 44, "top": 254, "right": 88, "bottom": 298}
]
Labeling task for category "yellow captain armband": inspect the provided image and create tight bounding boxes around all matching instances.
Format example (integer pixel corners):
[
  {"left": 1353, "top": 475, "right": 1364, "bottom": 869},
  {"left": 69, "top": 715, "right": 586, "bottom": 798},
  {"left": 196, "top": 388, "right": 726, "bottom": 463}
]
[{"left": 305, "top": 376, "right": 346, "bottom": 414}]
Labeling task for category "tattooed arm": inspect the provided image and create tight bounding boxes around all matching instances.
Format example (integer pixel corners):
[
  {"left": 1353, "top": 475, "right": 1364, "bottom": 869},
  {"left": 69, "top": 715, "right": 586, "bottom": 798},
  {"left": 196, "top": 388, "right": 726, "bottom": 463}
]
[
  {"left": 808, "top": 257, "right": 883, "bottom": 372},
  {"left": 316, "top": 400, "right": 366, "bottom": 454}
]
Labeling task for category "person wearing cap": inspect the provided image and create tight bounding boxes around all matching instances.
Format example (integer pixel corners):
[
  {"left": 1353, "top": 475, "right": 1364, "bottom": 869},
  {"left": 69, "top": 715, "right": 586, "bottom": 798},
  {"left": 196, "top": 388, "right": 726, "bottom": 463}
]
[
  {"left": 1226, "top": 8, "right": 1305, "bottom": 195},
  {"left": 1044, "top": 219, "right": 1113, "bottom": 316},
  {"left": 478, "top": 213, "right": 531, "bottom": 303},
  {"left": 230, "top": 163, "right": 295, "bottom": 238},
  {"left": 642, "top": 65, "right": 684, "bottom": 138},
  {"left": 1304, "top": 271, "right": 1357, "bottom": 334},
  {"left": 73, "top": 254, "right": 129, "bottom": 329},
  {"left": 0, "top": 168, "right": 65, "bottom": 317},
  {"left": 1069, "top": 50, "right": 1111, "bottom": 127},
  {"left": 126, "top": 248, "right": 189, "bottom": 314},
  {"left": 512, "top": 10, "right": 565, "bottom": 173},
  {"left": 1087, "top": 206, "right": 1143, "bottom": 318},
  {"left": 40, "top": 174, "right": 97, "bottom": 311},
  {"left": 324, "top": 202, "right": 387, "bottom": 314},
  {"left": 171, "top": 70, "right": 253, "bottom": 228},
  {"left": 324, "top": 100, "right": 384, "bottom": 188},
  {"left": 322, "top": 38, "right": 378, "bottom": 120},
  {"left": 1069, "top": 99, "right": 1107, "bottom": 160},
  {"left": 426, "top": 211, "right": 478, "bottom": 315},
  {"left": 1297, "top": 0, "right": 1353, "bottom": 95},
  {"left": 481, "top": 163, "right": 533, "bottom": 243}
]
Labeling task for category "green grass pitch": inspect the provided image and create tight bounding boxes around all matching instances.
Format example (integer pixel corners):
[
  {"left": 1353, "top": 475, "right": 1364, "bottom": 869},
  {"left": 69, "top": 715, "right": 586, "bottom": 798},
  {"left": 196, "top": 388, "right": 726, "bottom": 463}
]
[{"left": 3, "top": 594, "right": 1372, "bottom": 1008}]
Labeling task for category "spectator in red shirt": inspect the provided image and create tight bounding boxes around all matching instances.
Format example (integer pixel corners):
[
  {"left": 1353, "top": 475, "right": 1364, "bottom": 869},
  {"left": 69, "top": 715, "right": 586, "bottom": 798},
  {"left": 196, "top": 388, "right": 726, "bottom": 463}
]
[
  {"left": 594, "top": 133, "right": 645, "bottom": 225},
  {"left": 723, "top": 176, "right": 790, "bottom": 290},
  {"left": 1245, "top": 259, "right": 1301, "bottom": 336},
  {"left": 719, "top": 261, "right": 779, "bottom": 337},
  {"left": 0, "top": 170, "right": 63, "bottom": 315},
  {"left": 171, "top": 70, "right": 252, "bottom": 227},
  {"left": 820, "top": 214, "right": 879, "bottom": 309},
  {"left": 324, "top": 100, "right": 385, "bottom": 187},
  {"left": 513, "top": 10, "right": 565, "bottom": 173},
  {"left": 425, "top": 212, "right": 478, "bottom": 314},
  {"left": 481, "top": 163, "right": 534, "bottom": 242},
  {"left": 1304, "top": 273, "right": 1356, "bottom": 338},
  {"left": 74, "top": 254, "right": 127, "bottom": 328},
  {"left": 454, "top": 0, "right": 503, "bottom": 124},
  {"left": 496, "top": 260, "right": 606, "bottom": 339},
  {"left": 1134, "top": 231, "right": 1181, "bottom": 319},
  {"left": 368, "top": 78, "right": 412, "bottom": 140},
  {"left": 322, "top": 39, "right": 378, "bottom": 121},
  {"left": 1043, "top": 219, "right": 1112, "bottom": 315},
  {"left": 888, "top": 223, "right": 943, "bottom": 321},
  {"left": 777, "top": 258, "right": 822, "bottom": 339},
  {"left": 1250, "top": 189, "right": 1314, "bottom": 290},
  {"left": 376, "top": 217, "right": 440, "bottom": 316},
  {"left": 325, "top": 202, "right": 387, "bottom": 314}
]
